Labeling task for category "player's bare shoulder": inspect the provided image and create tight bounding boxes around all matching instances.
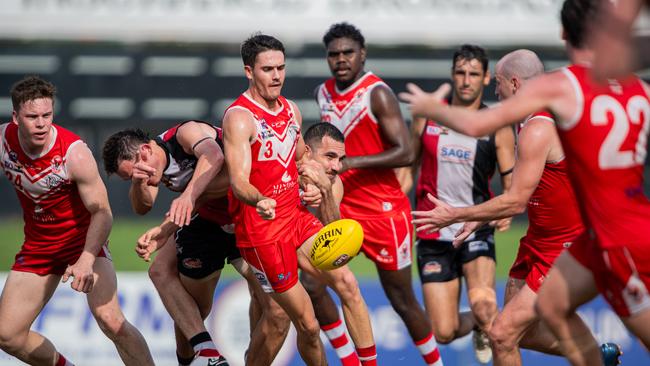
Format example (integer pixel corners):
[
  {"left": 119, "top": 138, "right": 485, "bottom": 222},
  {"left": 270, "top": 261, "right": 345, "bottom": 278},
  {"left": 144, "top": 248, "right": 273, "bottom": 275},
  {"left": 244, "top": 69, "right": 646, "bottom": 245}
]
[
  {"left": 66, "top": 140, "right": 101, "bottom": 182},
  {"left": 223, "top": 107, "right": 256, "bottom": 139}
]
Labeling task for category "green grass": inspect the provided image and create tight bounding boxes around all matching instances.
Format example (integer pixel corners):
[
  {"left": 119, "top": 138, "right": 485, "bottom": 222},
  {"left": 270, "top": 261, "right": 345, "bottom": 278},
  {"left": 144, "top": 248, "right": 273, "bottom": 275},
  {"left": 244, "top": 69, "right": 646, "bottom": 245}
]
[{"left": 0, "top": 217, "right": 526, "bottom": 279}]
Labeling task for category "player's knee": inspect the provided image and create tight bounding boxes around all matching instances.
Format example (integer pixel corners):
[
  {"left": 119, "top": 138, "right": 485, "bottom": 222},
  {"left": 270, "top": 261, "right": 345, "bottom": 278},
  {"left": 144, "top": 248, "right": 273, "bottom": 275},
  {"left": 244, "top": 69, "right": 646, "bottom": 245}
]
[
  {"left": 331, "top": 271, "right": 361, "bottom": 305},
  {"left": 433, "top": 330, "right": 456, "bottom": 345},
  {"left": 488, "top": 321, "right": 516, "bottom": 353},
  {"left": 429, "top": 320, "right": 458, "bottom": 344},
  {"left": 296, "top": 316, "right": 321, "bottom": 341},
  {"left": 385, "top": 287, "right": 416, "bottom": 317},
  {"left": 148, "top": 261, "right": 174, "bottom": 287},
  {"left": 0, "top": 329, "right": 26, "bottom": 355},
  {"left": 469, "top": 296, "right": 497, "bottom": 328},
  {"left": 94, "top": 308, "right": 127, "bottom": 340}
]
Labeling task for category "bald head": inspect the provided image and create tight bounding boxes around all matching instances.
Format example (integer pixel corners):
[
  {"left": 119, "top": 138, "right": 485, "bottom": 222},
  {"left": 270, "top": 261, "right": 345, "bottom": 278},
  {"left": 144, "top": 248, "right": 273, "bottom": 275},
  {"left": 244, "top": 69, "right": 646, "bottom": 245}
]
[{"left": 494, "top": 49, "right": 545, "bottom": 100}]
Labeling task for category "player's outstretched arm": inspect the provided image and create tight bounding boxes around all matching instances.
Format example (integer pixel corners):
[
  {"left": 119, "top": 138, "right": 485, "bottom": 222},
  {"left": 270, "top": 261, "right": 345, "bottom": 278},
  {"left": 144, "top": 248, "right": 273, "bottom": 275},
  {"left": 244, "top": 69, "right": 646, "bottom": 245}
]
[
  {"left": 399, "top": 72, "right": 572, "bottom": 137},
  {"left": 412, "top": 117, "right": 553, "bottom": 233},
  {"left": 65, "top": 142, "right": 113, "bottom": 293},
  {"left": 168, "top": 121, "right": 225, "bottom": 226},
  {"left": 342, "top": 85, "right": 413, "bottom": 172},
  {"left": 223, "top": 108, "right": 275, "bottom": 219}
]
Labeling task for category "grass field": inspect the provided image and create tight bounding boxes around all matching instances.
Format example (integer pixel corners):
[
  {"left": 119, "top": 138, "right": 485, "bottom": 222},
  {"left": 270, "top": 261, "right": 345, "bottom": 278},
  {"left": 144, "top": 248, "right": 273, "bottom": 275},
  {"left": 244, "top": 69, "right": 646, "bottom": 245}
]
[{"left": 0, "top": 217, "right": 526, "bottom": 279}]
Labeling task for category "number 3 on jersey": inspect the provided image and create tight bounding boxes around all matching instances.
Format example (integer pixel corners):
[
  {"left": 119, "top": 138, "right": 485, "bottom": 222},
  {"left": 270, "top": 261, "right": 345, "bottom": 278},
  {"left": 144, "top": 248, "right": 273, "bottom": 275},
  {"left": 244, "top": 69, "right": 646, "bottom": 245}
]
[
  {"left": 263, "top": 140, "right": 274, "bottom": 159},
  {"left": 591, "top": 95, "right": 650, "bottom": 169}
]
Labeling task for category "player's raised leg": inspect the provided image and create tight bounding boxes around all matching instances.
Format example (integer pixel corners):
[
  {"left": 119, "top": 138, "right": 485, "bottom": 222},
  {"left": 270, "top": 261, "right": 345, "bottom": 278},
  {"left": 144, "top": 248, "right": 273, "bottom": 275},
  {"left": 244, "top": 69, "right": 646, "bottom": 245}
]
[
  {"left": 0, "top": 271, "right": 65, "bottom": 365},
  {"left": 87, "top": 257, "right": 154, "bottom": 366},
  {"left": 298, "top": 245, "right": 375, "bottom": 362},
  {"left": 536, "top": 252, "right": 600, "bottom": 366}
]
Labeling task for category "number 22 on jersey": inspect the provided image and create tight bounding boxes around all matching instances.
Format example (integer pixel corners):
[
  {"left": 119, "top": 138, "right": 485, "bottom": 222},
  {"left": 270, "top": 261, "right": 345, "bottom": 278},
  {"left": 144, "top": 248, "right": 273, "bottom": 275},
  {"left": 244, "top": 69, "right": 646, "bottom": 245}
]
[{"left": 591, "top": 95, "right": 650, "bottom": 169}]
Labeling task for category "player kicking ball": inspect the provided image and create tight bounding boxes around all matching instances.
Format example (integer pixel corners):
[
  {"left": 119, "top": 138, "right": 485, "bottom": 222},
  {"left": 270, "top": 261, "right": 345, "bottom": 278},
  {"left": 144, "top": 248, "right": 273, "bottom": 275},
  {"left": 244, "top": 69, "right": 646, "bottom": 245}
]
[{"left": 299, "top": 122, "right": 378, "bottom": 366}]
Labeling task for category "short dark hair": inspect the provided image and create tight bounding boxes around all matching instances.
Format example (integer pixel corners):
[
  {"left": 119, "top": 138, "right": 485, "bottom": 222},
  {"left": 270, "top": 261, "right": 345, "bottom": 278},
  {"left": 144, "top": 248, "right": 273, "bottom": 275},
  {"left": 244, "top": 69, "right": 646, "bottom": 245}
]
[
  {"left": 102, "top": 129, "right": 150, "bottom": 175},
  {"left": 11, "top": 76, "right": 56, "bottom": 112},
  {"left": 323, "top": 22, "right": 365, "bottom": 48},
  {"left": 241, "top": 33, "right": 285, "bottom": 67},
  {"left": 304, "top": 122, "right": 345, "bottom": 147},
  {"left": 452, "top": 44, "right": 489, "bottom": 73},
  {"left": 561, "top": 0, "right": 599, "bottom": 49}
]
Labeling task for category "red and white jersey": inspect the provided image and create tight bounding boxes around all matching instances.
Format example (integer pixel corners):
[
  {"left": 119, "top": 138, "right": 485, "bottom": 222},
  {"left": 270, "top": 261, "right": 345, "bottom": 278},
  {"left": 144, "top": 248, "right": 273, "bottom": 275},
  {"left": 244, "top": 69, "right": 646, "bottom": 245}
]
[
  {"left": 0, "top": 123, "right": 91, "bottom": 249},
  {"left": 557, "top": 64, "right": 650, "bottom": 249},
  {"left": 521, "top": 112, "right": 584, "bottom": 249},
  {"left": 317, "top": 72, "right": 410, "bottom": 218},
  {"left": 226, "top": 93, "right": 302, "bottom": 247}
]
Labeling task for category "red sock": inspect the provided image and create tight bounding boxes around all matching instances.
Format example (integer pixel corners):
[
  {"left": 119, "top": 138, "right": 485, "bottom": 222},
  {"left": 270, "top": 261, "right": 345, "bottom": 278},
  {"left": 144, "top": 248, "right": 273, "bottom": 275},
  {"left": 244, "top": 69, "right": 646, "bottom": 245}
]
[
  {"left": 356, "top": 345, "right": 377, "bottom": 366},
  {"left": 55, "top": 353, "right": 74, "bottom": 366},
  {"left": 415, "top": 333, "right": 443, "bottom": 366},
  {"left": 321, "top": 319, "right": 360, "bottom": 366}
]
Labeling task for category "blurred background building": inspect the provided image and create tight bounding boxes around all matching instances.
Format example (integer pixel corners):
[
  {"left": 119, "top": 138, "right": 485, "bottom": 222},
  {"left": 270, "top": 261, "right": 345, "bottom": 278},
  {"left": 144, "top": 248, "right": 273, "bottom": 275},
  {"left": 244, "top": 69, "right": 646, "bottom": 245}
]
[{"left": 0, "top": 0, "right": 608, "bottom": 217}]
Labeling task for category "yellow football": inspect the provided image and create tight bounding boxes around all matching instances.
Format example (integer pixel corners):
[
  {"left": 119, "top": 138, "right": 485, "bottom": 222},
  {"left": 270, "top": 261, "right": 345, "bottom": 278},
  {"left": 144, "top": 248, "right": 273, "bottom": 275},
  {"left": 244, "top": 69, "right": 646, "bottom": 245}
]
[{"left": 309, "top": 219, "right": 364, "bottom": 270}]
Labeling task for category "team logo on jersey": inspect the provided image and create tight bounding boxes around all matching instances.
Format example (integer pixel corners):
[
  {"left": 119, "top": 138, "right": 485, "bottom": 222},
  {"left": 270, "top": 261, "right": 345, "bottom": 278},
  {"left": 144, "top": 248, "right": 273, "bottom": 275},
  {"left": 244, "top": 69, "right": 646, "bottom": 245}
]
[
  {"left": 4, "top": 151, "right": 22, "bottom": 172},
  {"left": 377, "top": 248, "right": 394, "bottom": 264},
  {"left": 322, "top": 103, "right": 336, "bottom": 113},
  {"left": 273, "top": 271, "right": 292, "bottom": 286},
  {"left": 426, "top": 125, "right": 447, "bottom": 135},
  {"left": 50, "top": 155, "right": 63, "bottom": 173},
  {"left": 271, "top": 120, "right": 287, "bottom": 129},
  {"left": 440, "top": 144, "right": 474, "bottom": 164},
  {"left": 45, "top": 174, "right": 64, "bottom": 189},
  {"left": 281, "top": 170, "right": 292, "bottom": 183}
]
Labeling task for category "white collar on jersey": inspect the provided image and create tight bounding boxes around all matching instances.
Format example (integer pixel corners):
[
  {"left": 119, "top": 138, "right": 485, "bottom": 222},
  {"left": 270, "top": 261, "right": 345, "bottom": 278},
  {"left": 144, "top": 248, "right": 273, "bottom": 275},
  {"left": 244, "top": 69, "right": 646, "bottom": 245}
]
[
  {"left": 243, "top": 92, "right": 285, "bottom": 116},
  {"left": 334, "top": 71, "right": 374, "bottom": 95}
]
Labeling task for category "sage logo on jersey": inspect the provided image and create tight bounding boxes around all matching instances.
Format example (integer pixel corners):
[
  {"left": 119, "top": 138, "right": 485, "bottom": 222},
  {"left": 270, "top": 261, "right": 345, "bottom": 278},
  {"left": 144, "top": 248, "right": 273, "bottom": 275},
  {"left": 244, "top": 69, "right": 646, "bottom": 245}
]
[{"left": 440, "top": 144, "right": 474, "bottom": 164}]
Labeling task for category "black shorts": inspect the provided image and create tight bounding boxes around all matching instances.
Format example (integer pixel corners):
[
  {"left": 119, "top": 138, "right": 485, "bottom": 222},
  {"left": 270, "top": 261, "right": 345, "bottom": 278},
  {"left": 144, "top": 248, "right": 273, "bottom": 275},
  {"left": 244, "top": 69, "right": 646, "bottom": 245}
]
[
  {"left": 175, "top": 215, "right": 240, "bottom": 279},
  {"left": 416, "top": 232, "right": 495, "bottom": 283}
]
